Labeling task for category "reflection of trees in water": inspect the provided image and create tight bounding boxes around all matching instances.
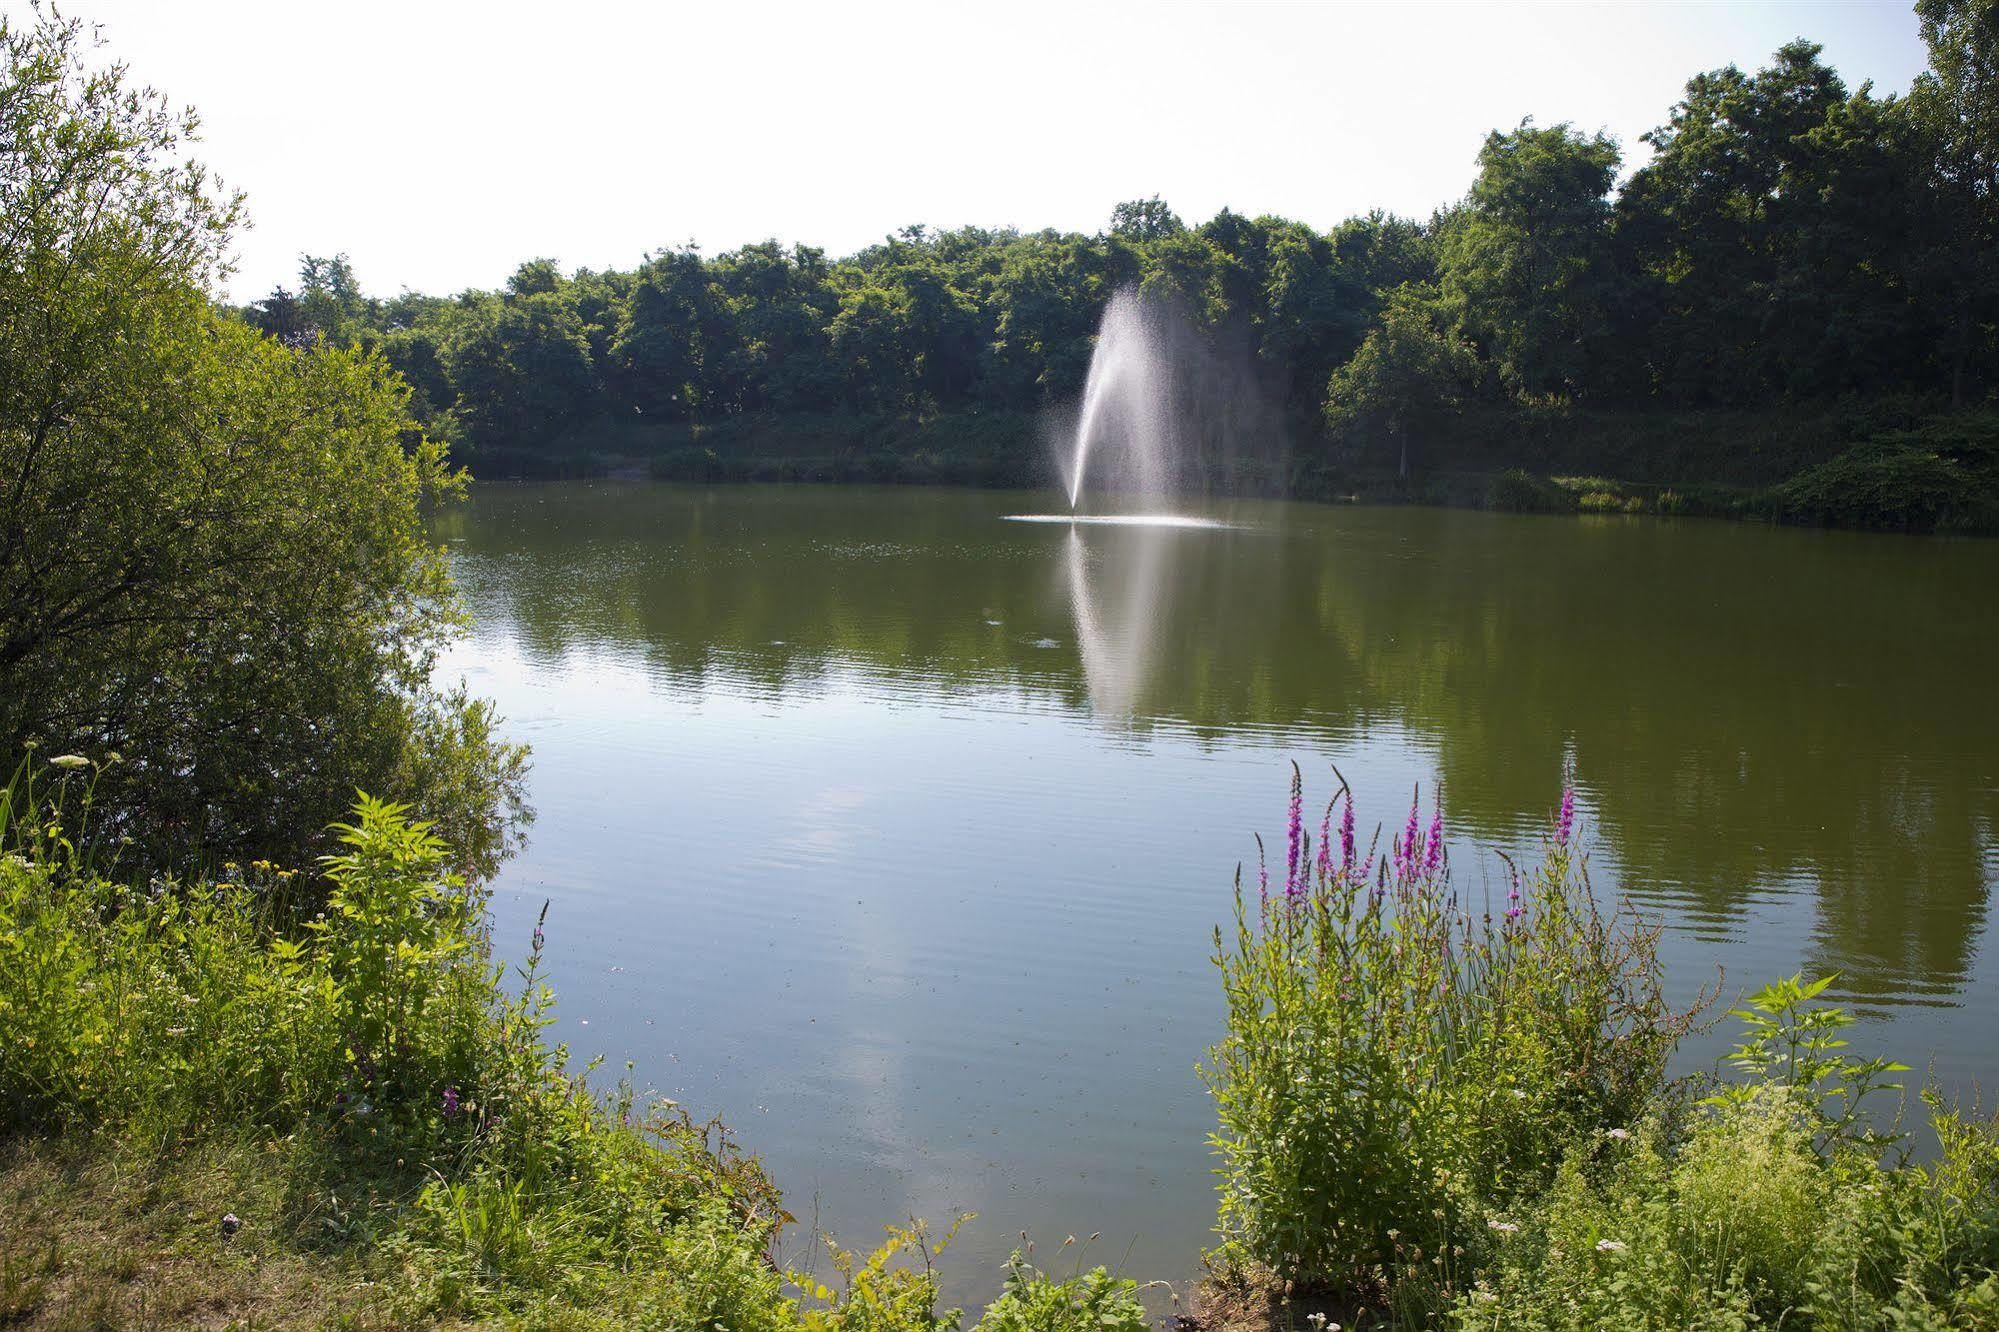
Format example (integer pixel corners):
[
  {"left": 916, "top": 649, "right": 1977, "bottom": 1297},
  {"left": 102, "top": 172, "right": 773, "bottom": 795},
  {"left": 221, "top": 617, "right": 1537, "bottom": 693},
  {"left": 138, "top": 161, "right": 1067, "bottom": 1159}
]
[{"left": 444, "top": 485, "right": 1999, "bottom": 999}]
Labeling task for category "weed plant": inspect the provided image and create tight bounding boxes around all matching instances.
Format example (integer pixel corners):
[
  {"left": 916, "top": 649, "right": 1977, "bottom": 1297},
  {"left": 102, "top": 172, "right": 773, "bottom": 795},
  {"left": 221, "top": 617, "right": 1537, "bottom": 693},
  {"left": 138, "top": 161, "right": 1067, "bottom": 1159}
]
[
  {"left": 1202, "top": 768, "right": 1705, "bottom": 1308},
  {"left": 0, "top": 755, "right": 1167, "bottom": 1329}
]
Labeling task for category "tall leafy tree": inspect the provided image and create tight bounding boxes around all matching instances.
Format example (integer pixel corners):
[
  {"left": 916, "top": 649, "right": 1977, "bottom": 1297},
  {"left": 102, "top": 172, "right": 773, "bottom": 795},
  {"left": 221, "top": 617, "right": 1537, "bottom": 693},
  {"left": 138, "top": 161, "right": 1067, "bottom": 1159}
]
[
  {"left": 1442, "top": 121, "right": 1621, "bottom": 398},
  {"left": 0, "top": 9, "right": 526, "bottom": 874},
  {"left": 442, "top": 288, "right": 596, "bottom": 446},
  {"left": 1110, "top": 196, "right": 1185, "bottom": 242},
  {"left": 1913, "top": 0, "right": 1999, "bottom": 404},
  {"left": 1326, "top": 286, "right": 1479, "bottom": 477},
  {"left": 1616, "top": 42, "right": 1853, "bottom": 403}
]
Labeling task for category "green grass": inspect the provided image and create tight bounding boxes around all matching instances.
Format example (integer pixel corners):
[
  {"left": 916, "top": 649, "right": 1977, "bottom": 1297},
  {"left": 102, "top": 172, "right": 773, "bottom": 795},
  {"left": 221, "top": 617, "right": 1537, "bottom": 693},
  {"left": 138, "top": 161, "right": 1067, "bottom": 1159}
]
[
  {"left": 1197, "top": 776, "right": 1999, "bottom": 1330},
  {"left": 0, "top": 758, "right": 1150, "bottom": 1330}
]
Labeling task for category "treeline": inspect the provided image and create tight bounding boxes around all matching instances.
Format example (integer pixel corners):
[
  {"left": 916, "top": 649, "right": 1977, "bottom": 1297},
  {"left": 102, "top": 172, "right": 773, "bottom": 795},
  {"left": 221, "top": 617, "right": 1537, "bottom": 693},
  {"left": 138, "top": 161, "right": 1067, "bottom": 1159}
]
[{"left": 243, "top": 7, "right": 1999, "bottom": 526}]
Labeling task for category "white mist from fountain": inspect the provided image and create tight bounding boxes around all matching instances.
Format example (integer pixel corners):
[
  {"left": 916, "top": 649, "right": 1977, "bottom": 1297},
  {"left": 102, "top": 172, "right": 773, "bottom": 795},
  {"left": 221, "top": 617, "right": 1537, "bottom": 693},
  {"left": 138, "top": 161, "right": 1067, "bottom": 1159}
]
[
  {"left": 1003, "top": 285, "right": 1243, "bottom": 530},
  {"left": 1067, "top": 287, "right": 1171, "bottom": 510}
]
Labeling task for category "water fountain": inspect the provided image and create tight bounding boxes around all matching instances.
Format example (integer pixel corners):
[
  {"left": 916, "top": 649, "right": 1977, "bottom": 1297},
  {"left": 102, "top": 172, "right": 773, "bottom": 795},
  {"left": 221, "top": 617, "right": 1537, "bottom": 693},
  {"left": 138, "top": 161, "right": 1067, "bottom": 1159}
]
[
  {"left": 1068, "top": 287, "right": 1169, "bottom": 509},
  {"left": 1004, "top": 286, "right": 1233, "bottom": 529}
]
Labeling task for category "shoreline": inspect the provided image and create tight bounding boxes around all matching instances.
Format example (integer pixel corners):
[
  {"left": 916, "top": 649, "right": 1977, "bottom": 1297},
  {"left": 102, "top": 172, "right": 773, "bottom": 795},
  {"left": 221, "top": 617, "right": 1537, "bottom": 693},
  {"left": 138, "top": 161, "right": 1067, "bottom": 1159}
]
[{"left": 453, "top": 406, "right": 1999, "bottom": 537}]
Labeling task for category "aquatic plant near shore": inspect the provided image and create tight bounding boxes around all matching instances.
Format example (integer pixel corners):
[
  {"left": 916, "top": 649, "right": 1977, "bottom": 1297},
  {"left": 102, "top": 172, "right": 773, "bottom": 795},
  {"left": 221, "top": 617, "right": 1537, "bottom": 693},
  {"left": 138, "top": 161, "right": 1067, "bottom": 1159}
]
[{"left": 1202, "top": 770, "right": 1706, "bottom": 1308}]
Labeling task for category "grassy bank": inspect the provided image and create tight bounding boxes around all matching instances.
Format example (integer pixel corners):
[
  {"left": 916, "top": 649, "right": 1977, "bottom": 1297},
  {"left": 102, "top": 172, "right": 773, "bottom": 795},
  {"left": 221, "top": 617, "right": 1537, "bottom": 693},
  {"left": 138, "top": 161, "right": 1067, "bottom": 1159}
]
[
  {"left": 0, "top": 759, "right": 1148, "bottom": 1330},
  {"left": 6, "top": 758, "right": 1997, "bottom": 1328},
  {"left": 1190, "top": 773, "right": 1999, "bottom": 1329},
  {"left": 465, "top": 406, "right": 1999, "bottom": 535}
]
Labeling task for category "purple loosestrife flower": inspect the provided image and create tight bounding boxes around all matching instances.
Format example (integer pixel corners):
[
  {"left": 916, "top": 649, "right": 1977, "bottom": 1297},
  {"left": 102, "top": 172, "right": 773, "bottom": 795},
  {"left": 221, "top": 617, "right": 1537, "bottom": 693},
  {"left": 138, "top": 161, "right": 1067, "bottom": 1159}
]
[
  {"left": 1285, "top": 769, "right": 1304, "bottom": 897},
  {"left": 1339, "top": 796, "right": 1356, "bottom": 869},
  {"left": 1398, "top": 795, "right": 1421, "bottom": 878},
  {"left": 442, "top": 1087, "right": 460, "bottom": 1118},
  {"left": 1317, "top": 805, "right": 1333, "bottom": 884},
  {"left": 1556, "top": 783, "right": 1576, "bottom": 848},
  {"left": 1424, "top": 804, "right": 1444, "bottom": 875}
]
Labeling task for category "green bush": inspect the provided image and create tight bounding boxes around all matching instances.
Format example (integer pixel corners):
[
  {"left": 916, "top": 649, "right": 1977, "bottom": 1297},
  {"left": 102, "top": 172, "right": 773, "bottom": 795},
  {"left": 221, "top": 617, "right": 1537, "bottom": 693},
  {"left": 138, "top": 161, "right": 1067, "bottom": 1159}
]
[
  {"left": 975, "top": 1250, "right": 1149, "bottom": 1332},
  {"left": 1201, "top": 772, "right": 1697, "bottom": 1308},
  {"left": 0, "top": 757, "right": 790, "bottom": 1323},
  {"left": 1488, "top": 467, "right": 1577, "bottom": 514},
  {"left": 1774, "top": 416, "right": 1999, "bottom": 533},
  {"left": 1452, "top": 1011, "right": 1999, "bottom": 1329}
]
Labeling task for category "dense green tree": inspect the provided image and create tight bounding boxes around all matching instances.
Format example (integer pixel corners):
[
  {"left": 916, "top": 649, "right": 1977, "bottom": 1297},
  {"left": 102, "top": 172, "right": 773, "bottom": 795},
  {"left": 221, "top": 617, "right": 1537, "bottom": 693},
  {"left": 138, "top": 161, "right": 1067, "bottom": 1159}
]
[
  {"left": 0, "top": 9, "right": 527, "bottom": 874},
  {"left": 1325, "top": 286, "right": 1479, "bottom": 476},
  {"left": 610, "top": 248, "right": 731, "bottom": 420},
  {"left": 828, "top": 281, "right": 917, "bottom": 410},
  {"left": 1616, "top": 42, "right": 1863, "bottom": 403},
  {"left": 1913, "top": 0, "right": 1999, "bottom": 404},
  {"left": 711, "top": 241, "right": 840, "bottom": 412},
  {"left": 209, "top": 21, "right": 1996, "bottom": 484},
  {"left": 1442, "top": 121, "right": 1621, "bottom": 398},
  {"left": 442, "top": 290, "right": 596, "bottom": 445},
  {"left": 298, "top": 252, "right": 370, "bottom": 339},
  {"left": 1110, "top": 196, "right": 1184, "bottom": 241},
  {"left": 986, "top": 235, "right": 1118, "bottom": 405}
]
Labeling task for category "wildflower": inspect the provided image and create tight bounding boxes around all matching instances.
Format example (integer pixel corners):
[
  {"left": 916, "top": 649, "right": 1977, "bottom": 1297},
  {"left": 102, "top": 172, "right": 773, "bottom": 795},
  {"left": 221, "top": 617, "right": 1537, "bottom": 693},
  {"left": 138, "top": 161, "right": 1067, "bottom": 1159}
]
[
  {"left": 1556, "top": 782, "right": 1576, "bottom": 848},
  {"left": 50, "top": 754, "right": 89, "bottom": 770},
  {"left": 442, "top": 1087, "right": 460, "bottom": 1118},
  {"left": 1487, "top": 1220, "right": 1520, "bottom": 1234},
  {"left": 1605, "top": 1127, "right": 1631, "bottom": 1141},
  {"left": 1285, "top": 768, "right": 1304, "bottom": 895},
  {"left": 1339, "top": 795, "right": 1355, "bottom": 868},
  {"left": 1595, "top": 1239, "right": 1626, "bottom": 1253},
  {"left": 1424, "top": 802, "right": 1444, "bottom": 874},
  {"left": 1399, "top": 795, "right": 1421, "bottom": 876}
]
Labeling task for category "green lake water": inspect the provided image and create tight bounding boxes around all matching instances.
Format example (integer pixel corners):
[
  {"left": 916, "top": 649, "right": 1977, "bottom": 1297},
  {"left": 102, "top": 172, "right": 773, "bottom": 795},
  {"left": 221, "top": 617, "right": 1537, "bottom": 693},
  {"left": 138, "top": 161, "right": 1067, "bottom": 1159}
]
[{"left": 437, "top": 482, "right": 1999, "bottom": 1300}]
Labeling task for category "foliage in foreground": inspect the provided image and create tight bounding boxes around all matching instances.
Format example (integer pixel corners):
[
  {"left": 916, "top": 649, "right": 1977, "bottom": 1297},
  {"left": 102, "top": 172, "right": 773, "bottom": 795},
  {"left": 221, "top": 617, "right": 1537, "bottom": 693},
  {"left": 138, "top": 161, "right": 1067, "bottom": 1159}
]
[
  {"left": 1203, "top": 770, "right": 1701, "bottom": 1315},
  {"left": 1204, "top": 774, "right": 1999, "bottom": 1328},
  {"left": 0, "top": 760, "right": 1145, "bottom": 1329},
  {"left": 0, "top": 9, "right": 528, "bottom": 880}
]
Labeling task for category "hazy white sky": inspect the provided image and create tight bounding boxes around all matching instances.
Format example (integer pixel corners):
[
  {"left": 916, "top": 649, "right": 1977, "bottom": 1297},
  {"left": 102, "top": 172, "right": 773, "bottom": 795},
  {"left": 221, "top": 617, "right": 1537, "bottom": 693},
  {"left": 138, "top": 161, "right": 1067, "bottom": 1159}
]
[{"left": 36, "top": 1, "right": 1931, "bottom": 300}]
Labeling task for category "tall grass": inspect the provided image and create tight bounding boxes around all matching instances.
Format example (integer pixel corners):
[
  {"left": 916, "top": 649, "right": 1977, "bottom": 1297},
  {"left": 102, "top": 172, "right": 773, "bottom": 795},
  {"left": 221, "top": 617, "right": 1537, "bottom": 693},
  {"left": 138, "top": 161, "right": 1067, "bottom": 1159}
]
[
  {"left": 1201, "top": 769, "right": 1706, "bottom": 1310},
  {"left": 0, "top": 755, "right": 1152, "bottom": 1329},
  {"left": 1206, "top": 768, "right": 1999, "bottom": 1328}
]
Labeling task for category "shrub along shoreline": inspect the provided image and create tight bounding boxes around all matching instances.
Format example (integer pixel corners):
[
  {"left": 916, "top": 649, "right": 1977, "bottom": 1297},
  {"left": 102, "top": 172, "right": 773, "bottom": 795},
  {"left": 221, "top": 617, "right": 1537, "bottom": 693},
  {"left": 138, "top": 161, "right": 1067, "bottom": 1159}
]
[
  {"left": 0, "top": 757, "right": 1152, "bottom": 1330},
  {"left": 5, "top": 757, "right": 1996, "bottom": 1329},
  {"left": 473, "top": 407, "right": 1999, "bottom": 537}
]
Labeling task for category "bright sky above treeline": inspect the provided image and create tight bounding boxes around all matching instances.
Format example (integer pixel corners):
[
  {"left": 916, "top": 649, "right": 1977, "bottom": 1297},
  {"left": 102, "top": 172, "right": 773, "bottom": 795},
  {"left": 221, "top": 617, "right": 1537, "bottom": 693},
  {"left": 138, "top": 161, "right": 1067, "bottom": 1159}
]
[{"left": 42, "top": 0, "right": 1931, "bottom": 301}]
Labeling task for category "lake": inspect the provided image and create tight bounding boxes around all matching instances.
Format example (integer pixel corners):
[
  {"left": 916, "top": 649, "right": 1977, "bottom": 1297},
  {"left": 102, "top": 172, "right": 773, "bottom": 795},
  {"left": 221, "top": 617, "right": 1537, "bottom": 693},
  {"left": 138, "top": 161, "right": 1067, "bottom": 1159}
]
[{"left": 437, "top": 482, "right": 1999, "bottom": 1302}]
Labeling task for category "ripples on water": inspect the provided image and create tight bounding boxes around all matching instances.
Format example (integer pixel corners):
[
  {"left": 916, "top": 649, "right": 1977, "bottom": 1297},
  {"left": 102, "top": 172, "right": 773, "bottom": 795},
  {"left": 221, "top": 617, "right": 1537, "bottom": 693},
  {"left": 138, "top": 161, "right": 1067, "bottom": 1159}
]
[{"left": 438, "top": 482, "right": 1999, "bottom": 1303}]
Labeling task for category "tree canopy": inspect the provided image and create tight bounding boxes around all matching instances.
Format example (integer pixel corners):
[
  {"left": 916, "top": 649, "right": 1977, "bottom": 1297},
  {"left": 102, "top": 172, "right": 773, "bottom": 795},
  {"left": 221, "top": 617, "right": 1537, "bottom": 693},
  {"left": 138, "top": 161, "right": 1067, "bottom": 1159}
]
[
  {"left": 0, "top": 9, "right": 527, "bottom": 876},
  {"left": 228, "top": 16, "right": 1999, "bottom": 488}
]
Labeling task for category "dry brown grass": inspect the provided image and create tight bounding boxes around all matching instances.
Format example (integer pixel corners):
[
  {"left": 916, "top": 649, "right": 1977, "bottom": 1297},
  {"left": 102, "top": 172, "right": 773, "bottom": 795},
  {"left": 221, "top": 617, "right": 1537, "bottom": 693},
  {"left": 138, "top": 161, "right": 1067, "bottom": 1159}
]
[
  {"left": 0, "top": 1134, "right": 396, "bottom": 1331},
  {"left": 1178, "top": 1264, "right": 1373, "bottom": 1332}
]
